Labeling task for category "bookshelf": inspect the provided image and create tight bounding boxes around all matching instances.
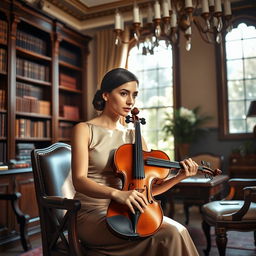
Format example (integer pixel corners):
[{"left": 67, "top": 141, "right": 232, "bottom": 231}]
[
  {"left": 0, "top": 0, "right": 91, "bottom": 249},
  {"left": 0, "top": 13, "right": 8, "bottom": 163},
  {"left": 58, "top": 40, "right": 84, "bottom": 141}
]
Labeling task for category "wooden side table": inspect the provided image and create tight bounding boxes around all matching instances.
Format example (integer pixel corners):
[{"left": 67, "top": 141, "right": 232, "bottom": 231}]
[{"left": 168, "top": 175, "right": 229, "bottom": 224}]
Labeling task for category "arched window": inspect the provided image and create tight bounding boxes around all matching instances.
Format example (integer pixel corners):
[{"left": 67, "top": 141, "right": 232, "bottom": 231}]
[
  {"left": 218, "top": 17, "right": 256, "bottom": 138},
  {"left": 127, "top": 40, "right": 174, "bottom": 158}
]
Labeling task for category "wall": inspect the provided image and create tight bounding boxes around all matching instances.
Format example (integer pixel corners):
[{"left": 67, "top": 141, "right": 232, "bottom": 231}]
[{"left": 179, "top": 25, "right": 218, "bottom": 128}]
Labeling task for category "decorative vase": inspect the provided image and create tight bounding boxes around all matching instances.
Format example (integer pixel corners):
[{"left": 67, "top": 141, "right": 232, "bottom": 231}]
[{"left": 178, "top": 143, "right": 190, "bottom": 160}]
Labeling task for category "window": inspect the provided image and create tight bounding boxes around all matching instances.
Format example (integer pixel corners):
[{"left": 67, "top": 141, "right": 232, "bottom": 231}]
[
  {"left": 218, "top": 17, "right": 256, "bottom": 138},
  {"left": 127, "top": 40, "right": 174, "bottom": 158}
]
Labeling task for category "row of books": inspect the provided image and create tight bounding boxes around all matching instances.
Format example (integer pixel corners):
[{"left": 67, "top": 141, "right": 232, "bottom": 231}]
[
  {"left": 16, "top": 142, "right": 35, "bottom": 162},
  {"left": 0, "top": 89, "right": 6, "bottom": 110},
  {"left": 0, "top": 113, "right": 6, "bottom": 137},
  {"left": 0, "top": 48, "right": 7, "bottom": 72},
  {"left": 16, "top": 30, "right": 48, "bottom": 55},
  {"left": 17, "top": 58, "right": 50, "bottom": 81},
  {"left": 17, "top": 81, "right": 46, "bottom": 99},
  {"left": 16, "top": 118, "right": 51, "bottom": 138},
  {"left": 59, "top": 73, "right": 78, "bottom": 89},
  {"left": 59, "top": 47, "right": 80, "bottom": 67},
  {"left": 60, "top": 105, "right": 80, "bottom": 120},
  {"left": 59, "top": 122, "right": 73, "bottom": 138},
  {"left": 0, "top": 20, "right": 7, "bottom": 44},
  {"left": 16, "top": 96, "right": 51, "bottom": 115}
]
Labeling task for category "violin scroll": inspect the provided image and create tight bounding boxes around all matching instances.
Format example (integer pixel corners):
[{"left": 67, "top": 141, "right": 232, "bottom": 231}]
[{"left": 199, "top": 160, "right": 222, "bottom": 178}]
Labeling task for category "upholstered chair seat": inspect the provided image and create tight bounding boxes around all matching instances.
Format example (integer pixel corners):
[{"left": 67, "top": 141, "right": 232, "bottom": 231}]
[{"left": 202, "top": 200, "right": 256, "bottom": 221}]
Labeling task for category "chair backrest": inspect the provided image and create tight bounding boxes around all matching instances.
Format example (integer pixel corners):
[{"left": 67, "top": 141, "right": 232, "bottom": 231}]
[
  {"left": 190, "top": 153, "right": 224, "bottom": 170},
  {"left": 31, "top": 142, "right": 78, "bottom": 255},
  {"left": 31, "top": 142, "right": 75, "bottom": 200}
]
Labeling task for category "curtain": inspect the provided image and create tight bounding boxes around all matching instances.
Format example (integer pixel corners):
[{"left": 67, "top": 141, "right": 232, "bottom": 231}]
[{"left": 96, "top": 26, "right": 130, "bottom": 88}]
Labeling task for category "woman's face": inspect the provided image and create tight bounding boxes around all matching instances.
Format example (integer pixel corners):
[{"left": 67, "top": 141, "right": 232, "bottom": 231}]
[{"left": 103, "top": 81, "right": 138, "bottom": 117}]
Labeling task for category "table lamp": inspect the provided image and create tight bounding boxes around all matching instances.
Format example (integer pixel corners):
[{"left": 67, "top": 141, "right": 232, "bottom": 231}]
[{"left": 247, "top": 100, "right": 256, "bottom": 137}]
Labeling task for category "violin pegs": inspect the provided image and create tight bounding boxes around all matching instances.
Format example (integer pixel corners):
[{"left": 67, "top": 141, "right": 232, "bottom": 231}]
[
  {"left": 205, "top": 161, "right": 211, "bottom": 168},
  {"left": 140, "top": 118, "right": 146, "bottom": 125},
  {"left": 201, "top": 160, "right": 206, "bottom": 166},
  {"left": 125, "top": 115, "right": 132, "bottom": 123}
]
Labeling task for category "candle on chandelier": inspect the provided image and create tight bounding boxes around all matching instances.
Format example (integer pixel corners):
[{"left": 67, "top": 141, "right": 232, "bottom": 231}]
[
  {"left": 209, "top": 0, "right": 214, "bottom": 7},
  {"left": 185, "top": 0, "right": 193, "bottom": 8},
  {"left": 214, "top": 0, "right": 222, "bottom": 12},
  {"left": 167, "top": 0, "right": 172, "bottom": 11},
  {"left": 114, "top": 11, "right": 122, "bottom": 30},
  {"left": 133, "top": 4, "right": 140, "bottom": 23},
  {"left": 171, "top": 11, "right": 177, "bottom": 27},
  {"left": 147, "top": 4, "right": 153, "bottom": 23},
  {"left": 162, "top": 0, "right": 170, "bottom": 17},
  {"left": 154, "top": 0, "right": 161, "bottom": 19},
  {"left": 201, "top": 0, "right": 209, "bottom": 13},
  {"left": 224, "top": 0, "right": 232, "bottom": 15}
]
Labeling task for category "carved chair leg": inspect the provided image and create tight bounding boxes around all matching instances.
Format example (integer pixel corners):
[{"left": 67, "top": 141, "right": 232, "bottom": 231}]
[
  {"left": 216, "top": 227, "right": 227, "bottom": 256},
  {"left": 202, "top": 220, "right": 211, "bottom": 256},
  {"left": 11, "top": 193, "right": 32, "bottom": 251}
]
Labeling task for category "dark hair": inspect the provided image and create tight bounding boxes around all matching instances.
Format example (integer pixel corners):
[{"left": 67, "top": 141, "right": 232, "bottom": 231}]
[{"left": 92, "top": 68, "right": 139, "bottom": 111}]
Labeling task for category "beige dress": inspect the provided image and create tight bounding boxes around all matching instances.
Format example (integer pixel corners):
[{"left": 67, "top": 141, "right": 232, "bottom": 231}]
[{"left": 74, "top": 123, "right": 199, "bottom": 256}]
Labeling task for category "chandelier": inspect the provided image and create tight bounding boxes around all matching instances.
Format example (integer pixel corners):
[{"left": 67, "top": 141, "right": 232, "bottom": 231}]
[{"left": 114, "top": 0, "right": 233, "bottom": 53}]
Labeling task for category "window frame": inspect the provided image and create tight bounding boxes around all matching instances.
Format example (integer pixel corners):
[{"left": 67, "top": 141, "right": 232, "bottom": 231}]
[{"left": 217, "top": 12, "right": 256, "bottom": 140}]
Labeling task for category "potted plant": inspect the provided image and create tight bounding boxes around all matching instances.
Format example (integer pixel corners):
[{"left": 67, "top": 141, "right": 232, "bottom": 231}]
[{"left": 163, "top": 106, "right": 211, "bottom": 159}]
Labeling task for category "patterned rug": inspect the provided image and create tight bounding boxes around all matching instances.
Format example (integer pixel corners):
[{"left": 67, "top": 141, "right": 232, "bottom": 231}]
[{"left": 19, "top": 247, "right": 42, "bottom": 256}]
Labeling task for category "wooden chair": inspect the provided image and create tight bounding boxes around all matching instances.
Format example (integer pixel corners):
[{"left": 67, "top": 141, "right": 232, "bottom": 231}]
[
  {"left": 31, "top": 142, "right": 107, "bottom": 256},
  {"left": 183, "top": 153, "right": 224, "bottom": 224},
  {"left": 201, "top": 178, "right": 256, "bottom": 256},
  {"left": 0, "top": 192, "right": 31, "bottom": 251}
]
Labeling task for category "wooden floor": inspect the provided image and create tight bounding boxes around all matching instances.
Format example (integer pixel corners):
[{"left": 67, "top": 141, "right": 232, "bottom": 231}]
[{"left": 2, "top": 203, "right": 256, "bottom": 256}]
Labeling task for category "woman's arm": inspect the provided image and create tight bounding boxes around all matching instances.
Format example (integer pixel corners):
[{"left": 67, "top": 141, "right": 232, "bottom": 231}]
[
  {"left": 141, "top": 136, "right": 198, "bottom": 196},
  {"left": 71, "top": 123, "right": 147, "bottom": 214},
  {"left": 71, "top": 122, "right": 117, "bottom": 199},
  {"left": 152, "top": 158, "right": 199, "bottom": 196}
]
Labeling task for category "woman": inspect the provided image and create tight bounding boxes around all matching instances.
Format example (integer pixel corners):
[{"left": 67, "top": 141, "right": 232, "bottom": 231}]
[{"left": 72, "top": 68, "right": 199, "bottom": 256}]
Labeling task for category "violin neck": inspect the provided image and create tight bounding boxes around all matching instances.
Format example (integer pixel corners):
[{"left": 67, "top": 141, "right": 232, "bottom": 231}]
[
  {"left": 145, "top": 157, "right": 204, "bottom": 172},
  {"left": 134, "top": 121, "right": 145, "bottom": 179}
]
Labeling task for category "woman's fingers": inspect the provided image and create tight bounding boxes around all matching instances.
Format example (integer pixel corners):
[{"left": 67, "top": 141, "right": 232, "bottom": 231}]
[
  {"left": 125, "top": 190, "right": 148, "bottom": 214},
  {"left": 180, "top": 158, "right": 198, "bottom": 177}
]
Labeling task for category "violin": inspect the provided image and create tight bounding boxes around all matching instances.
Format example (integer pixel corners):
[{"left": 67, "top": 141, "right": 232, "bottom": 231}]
[{"left": 106, "top": 108, "right": 221, "bottom": 239}]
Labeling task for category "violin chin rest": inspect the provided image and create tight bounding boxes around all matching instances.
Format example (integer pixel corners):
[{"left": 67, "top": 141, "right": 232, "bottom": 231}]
[{"left": 106, "top": 215, "right": 139, "bottom": 239}]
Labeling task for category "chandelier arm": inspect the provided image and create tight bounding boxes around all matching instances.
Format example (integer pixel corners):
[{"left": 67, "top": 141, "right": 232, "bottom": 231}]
[{"left": 193, "top": 18, "right": 214, "bottom": 44}]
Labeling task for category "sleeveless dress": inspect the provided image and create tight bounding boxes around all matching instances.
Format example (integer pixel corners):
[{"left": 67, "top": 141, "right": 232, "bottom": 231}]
[{"left": 74, "top": 123, "right": 199, "bottom": 256}]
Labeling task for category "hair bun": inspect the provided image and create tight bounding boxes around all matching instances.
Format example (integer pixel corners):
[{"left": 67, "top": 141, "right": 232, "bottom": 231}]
[{"left": 92, "top": 90, "right": 105, "bottom": 111}]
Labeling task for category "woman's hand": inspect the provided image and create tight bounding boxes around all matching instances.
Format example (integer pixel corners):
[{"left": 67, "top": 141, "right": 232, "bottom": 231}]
[
  {"left": 177, "top": 158, "right": 198, "bottom": 180},
  {"left": 111, "top": 189, "right": 148, "bottom": 214}
]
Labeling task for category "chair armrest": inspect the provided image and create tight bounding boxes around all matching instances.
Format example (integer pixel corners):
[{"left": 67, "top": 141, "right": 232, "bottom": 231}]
[
  {"left": 225, "top": 179, "right": 256, "bottom": 200},
  {"left": 0, "top": 192, "right": 21, "bottom": 200},
  {"left": 41, "top": 196, "right": 81, "bottom": 211},
  {"left": 0, "top": 192, "right": 31, "bottom": 251},
  {"left": 225, "top": 186, "right": 256, "bottom": 221},
  {"left": 244, "top": 186, "right": 256, "bottom": 202}
]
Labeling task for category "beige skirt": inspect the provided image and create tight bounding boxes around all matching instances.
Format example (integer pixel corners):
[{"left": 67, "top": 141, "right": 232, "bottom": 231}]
[{"left": 77, "top": 206, "right": 199, "bottom": 256}]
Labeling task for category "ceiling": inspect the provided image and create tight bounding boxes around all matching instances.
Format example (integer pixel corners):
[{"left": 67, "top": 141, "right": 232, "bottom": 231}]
[
  {"left": 44, "top": 0, "right": 149, "bottom": 21},
  {"left": 32, "top": 0, "right": 251, "bottom": 32}
]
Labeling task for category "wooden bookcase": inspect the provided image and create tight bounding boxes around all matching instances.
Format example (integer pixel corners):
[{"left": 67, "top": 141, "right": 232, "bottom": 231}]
[{"left": 0, "top": 0, "right": 91, "bottom": 250}]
